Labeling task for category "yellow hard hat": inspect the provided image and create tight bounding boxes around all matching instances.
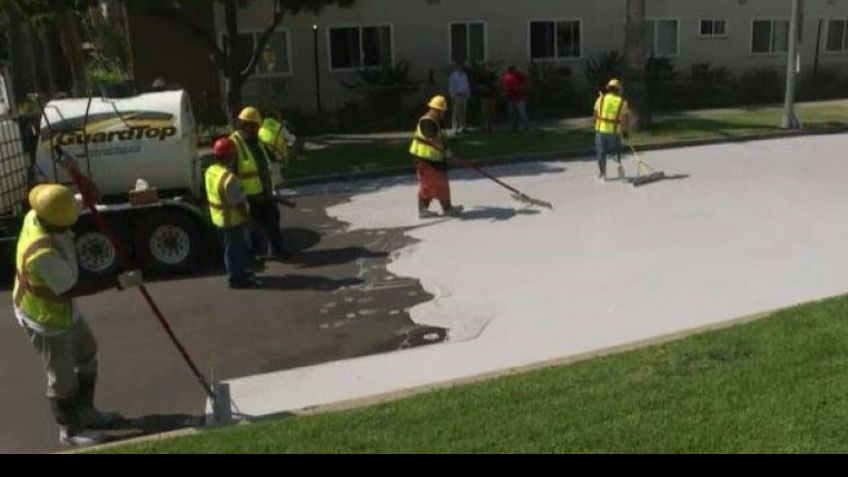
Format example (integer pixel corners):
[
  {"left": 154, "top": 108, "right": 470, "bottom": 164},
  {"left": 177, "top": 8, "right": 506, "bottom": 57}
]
[
  {"left": 238, "top": 106, "right": 262, "bottom": 125},
  {"left": 607, "top": 79, "right": 623, "bottom": 90},
  {"left": 427, "top": 95, "right": 448, "bottom": 112},
  {"left": 32, "top": 184, "right": 79, "bottom": 227},
  {"left": 28, "top": 184, "right": 51, "bottom": 210}
]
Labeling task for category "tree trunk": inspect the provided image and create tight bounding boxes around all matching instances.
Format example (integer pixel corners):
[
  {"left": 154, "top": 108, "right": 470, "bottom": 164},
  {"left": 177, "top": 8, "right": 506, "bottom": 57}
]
[
  {"left": 38, "top": 27, "right": 59, "bottom": 96},
  {"left": 224, "top": 0, "right": 240, "bottom": 125},
  {"left": 782, "top": 0, "right": 802, "bottom": 129},
  {"left": 225, "top": 76, "right": 244, "bottom": 126},
  {"left": 624, "top": 0, "right": 651, "bottom": 130},
  {"left": 57, "top": 10, "right": 88, "bottom": 96}
]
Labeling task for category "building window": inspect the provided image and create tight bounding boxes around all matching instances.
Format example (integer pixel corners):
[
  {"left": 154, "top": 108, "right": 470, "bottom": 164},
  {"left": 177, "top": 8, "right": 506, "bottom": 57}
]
[
  {"left": 699, "top": 19, "right": 727, "bottom": 37},
  {"left": 752, "top": 20, "right": 790, "bottom": 54},
  {"left": 329, "top": 25, "right": 392, "bottom": 70},
  {"left": 450, "top": 21, "right": 486, "bottom": 63},
  {"left": 644, "top": 20, "right": 679, "bottom": 56},
  {"left": 529, "top": 20, "right": 581, "bottom": 60},
  {"left": 225, "top": 30, "right": 292, "bottom": 76},
  {"left": 826, "top": 19, "right": 848, "bottom": 52}
]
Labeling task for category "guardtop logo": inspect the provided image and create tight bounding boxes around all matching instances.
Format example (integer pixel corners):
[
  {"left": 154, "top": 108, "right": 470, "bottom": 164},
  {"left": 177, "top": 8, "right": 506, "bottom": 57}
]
[{"left": 42, "top": 110, "right": 178, "bottom": 147}]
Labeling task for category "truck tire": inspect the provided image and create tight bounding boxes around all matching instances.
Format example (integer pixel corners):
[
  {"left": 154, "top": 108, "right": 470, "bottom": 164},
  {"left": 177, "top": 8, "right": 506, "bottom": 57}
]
[
  {"left": 75, "top": 225, "right": 120, "bottom": 279},
  {"left": 136, "top": 209, "right": 203, "bottom": 275}
]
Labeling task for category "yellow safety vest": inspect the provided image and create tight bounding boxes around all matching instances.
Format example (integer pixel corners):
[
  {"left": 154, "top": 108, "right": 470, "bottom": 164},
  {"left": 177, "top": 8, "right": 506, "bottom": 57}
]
[
  {"left": 229, "top": 131, "right": 270, "bottom": 197},
  {"left": 409, "top": 116, "right": 446, "bottom": 162},
  {"left": 12, "top": 210, "right": 73, "bottom": 331},
  {"left": 594, "top": 93, "right": 627, "bottom": 134},
  {"left": 205, "top": 163, "right": 249, "bottom": 229},
  {"left": 259, "top": 118, "right": 289, "bottom": 161}
]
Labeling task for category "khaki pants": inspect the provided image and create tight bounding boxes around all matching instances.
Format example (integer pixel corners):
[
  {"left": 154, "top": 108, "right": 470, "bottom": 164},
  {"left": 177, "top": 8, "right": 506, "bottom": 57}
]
[
  {"left": 24, "top": 318, "right": 98, "bottom": 399},
  {"left": 452, "top": 95, "right": 468, "bottom": 133}
]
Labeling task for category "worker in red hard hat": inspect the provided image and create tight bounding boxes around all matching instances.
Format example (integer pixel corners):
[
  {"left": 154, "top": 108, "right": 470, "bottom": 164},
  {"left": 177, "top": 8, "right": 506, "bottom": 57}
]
[{"left": 206, "top": 137, "right": 261, "bottom": 288}]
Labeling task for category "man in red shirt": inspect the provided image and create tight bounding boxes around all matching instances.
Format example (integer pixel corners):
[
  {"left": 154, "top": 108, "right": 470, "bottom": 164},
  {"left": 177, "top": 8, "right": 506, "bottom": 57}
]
[{"left": 502, "top": 66, "right": 529, "bottom": 132}]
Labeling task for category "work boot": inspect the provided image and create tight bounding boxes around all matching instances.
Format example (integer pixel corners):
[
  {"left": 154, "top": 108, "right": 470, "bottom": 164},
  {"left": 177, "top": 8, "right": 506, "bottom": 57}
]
[
  {"left": 77, "top": 375, "right": 124, "bottom": 429},
  {"left": 443, "top": 205, "right": 464, "bottom": 217},
  {"left": 419, "top": 209, "right": 439, "bottom": 219},
  {"left": 596, "top": 174, "right": 607, "bottom": 183},
  {"left": 59, "top": 427, "right": 107, "bottom": 447}
]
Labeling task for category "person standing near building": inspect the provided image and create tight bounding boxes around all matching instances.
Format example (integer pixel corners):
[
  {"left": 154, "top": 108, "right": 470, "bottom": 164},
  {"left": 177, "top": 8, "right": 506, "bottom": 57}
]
[
  {"left": 478, "top": 62, "right": 497, "bottom": 134},
  {"left": 230, "top": 107, "right": 287, "bottom": 260},
  {"left": 593, "top": 78, "right": 631, "bottom": 182},
  {"left": 410, "top": 95, "right": 463, "bottom": 218},
  {"left": 502, "top": 65, "right": 529, "bottom": 132},
  {"left": 13, "top": 180, "right": 143, "bottom": 447},
  {"left": 448, "top": 63, "right": 471, "bottom": 135},
  {"left": 206, "top": 138, "right": 260, "bottom": 288}
]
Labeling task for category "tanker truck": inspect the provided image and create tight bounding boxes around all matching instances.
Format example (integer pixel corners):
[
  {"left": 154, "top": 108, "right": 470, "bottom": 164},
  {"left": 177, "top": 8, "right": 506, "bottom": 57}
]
[{"left": 1, "top": 69, "right": 222, "bottom": 279}]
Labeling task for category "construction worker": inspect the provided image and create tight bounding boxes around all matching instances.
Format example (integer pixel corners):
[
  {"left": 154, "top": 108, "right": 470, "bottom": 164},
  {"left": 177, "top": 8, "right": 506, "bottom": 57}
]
[
  {"left": 410, "top": 95, "right": 463, "bottom": 219},
  {"left": 230, "top": 106, "right": 287, "bottom": 260},
  {"left": 594, "top": 78, "right": 631, "bottom": 182},
  {"left": 259, "top": 114, "right": 297, "bottom": 163},
  {"left": 13, "top": 181, "right": 143, "bottom": 447},
  {"left": 206, "top": 138, "right": 261, "bottom": 289}
]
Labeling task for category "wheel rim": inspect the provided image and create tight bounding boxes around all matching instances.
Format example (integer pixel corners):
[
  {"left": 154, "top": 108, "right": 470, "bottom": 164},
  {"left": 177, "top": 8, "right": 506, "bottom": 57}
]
[
  {"left": 149, "top": 224, "right": 191, "bottom": 266},
  {"left": 76, "top": 232, "right": 116, "bottom": 274}
]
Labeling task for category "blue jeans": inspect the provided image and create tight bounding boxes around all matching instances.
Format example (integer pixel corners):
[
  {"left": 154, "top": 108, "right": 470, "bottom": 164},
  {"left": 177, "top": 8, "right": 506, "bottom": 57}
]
[
  {"left": 508, "top": 101, "right": 529, "bottom": 131},
  {"left": 218, "top": 225, "right": 252, "bottom": 284},
  {"left": 595, "top": 132, "right": 622, "bottom": 177}
]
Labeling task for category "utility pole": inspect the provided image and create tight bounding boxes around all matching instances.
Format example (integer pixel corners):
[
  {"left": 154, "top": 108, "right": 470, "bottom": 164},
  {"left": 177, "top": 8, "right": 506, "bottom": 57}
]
[{"left": 782, "top": 0, "right": 802, "bottom": 129}]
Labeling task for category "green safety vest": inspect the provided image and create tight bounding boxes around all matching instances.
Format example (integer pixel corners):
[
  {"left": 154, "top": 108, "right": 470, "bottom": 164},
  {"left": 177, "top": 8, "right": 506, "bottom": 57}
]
[
  {"left": 229, "top": 131, "right": 271, "bottom": 197},
  {"left": 595, "top": 93, "right": 626, "bottom": 134},
  {"left": 205, "top": 163, "right": 249, "bottom": 229},
  {"left": 12, "top": 210, "right": 73, "bottom": 331},
  {"left": 409, "top": 116, "right": 446, "bottom": 162}
]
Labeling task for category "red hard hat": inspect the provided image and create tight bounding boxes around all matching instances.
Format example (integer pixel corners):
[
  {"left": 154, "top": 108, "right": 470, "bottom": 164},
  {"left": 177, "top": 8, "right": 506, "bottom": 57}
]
[{"left": 212, "top": 137, "right": 235, "bottom": 157}]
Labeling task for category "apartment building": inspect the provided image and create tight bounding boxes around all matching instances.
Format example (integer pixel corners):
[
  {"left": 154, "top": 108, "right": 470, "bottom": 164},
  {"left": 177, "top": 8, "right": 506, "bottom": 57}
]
[{"left": 216, "top": 0, "right": 848, "bottom": 112}]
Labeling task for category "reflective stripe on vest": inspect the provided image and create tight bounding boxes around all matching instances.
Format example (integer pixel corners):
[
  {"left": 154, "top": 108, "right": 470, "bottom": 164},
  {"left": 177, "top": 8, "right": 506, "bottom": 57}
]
[
  {"left": 229, "top": 132, "right": 266, "bottom": 196},
  {"left": 12, "top": 211, "right": 73, "bottom": 331},
  {"left": 206, "top": 163, "right": 248, "bottom": 229},
  {"left": 595, "top": 94, "right": 625, "bottom": 134},
  {"left": 409, "top": 117, "right": 446, "bottom": 162}
]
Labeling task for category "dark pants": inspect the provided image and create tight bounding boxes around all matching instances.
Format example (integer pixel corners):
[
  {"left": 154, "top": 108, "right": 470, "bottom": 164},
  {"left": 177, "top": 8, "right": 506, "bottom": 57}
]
[
  {"left": 218, "top": 225, "right": 253, "bottom": 284},
  {"left": 508, "top": 100, "right": 529, "bottom": 132},
  {"left": 248, "top": 197, "right": 284, "bottom": 256},
  {"left": 595, "top": 132, "right": 622, "bottom": 177}
]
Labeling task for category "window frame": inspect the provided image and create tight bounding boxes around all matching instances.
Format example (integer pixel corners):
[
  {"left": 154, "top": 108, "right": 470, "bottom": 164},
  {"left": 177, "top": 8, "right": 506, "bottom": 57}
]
[
  {"left": 527, "top": 19, "right": 584, "bottom": 61},
  {"left": 448, "top": 20, "right": 488, "bottom": 64},
  {"left": 644, "top": 18, "right": 680, "bottom": 57},
  {"left": 825, "top": 18, "right": 848, "bottom": 53},
  {"left": 327, "top": 24, "right": 395, "bottom": 72},
  {"left": 698, "top": 19, "right": 729, "bottom": 38},
  {"left": 750, "top": 19, "right": 791, "bottom": 55},
  {"left": 221, "top": 28, "right": 293, "bottom": 78}
]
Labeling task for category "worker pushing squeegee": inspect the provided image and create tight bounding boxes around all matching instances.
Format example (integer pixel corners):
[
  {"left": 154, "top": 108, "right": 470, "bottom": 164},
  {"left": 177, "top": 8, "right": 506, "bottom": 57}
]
[{"left": 594, "top": 78, "right": 666, "bottom": 187}]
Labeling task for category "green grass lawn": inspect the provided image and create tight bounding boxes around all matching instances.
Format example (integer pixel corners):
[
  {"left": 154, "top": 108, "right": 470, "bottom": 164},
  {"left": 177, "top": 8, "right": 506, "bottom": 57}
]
[
  {"left": 284, "top": 101, "right": 848, "bottom": 182},
  {"left": 104, "top": 293, "right": 848, "bottom": 454}
]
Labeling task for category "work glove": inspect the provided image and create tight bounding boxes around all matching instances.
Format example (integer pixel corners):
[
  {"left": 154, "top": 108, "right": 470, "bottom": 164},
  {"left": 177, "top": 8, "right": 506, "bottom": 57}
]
[
  {"left": 117, "top": 270, "right": 144, "bottom": 290},
  {"left": 59, "top": 155, "right": 81, "bottom": 174}
]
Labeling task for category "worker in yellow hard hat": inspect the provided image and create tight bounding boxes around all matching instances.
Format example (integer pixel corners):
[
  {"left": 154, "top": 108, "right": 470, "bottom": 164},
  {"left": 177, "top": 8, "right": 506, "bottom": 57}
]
[
  {"left": 12, "top": 182, "right": 143, "bottom": 447},
  {"left": 410, "top": 95, "right": 463, "bottom": 219},
  {"left": 593, "top": 78, "right": 631, "bottom": 182},
  {"left": 230, "top": 106, "right": 287, "bottom": 261}
]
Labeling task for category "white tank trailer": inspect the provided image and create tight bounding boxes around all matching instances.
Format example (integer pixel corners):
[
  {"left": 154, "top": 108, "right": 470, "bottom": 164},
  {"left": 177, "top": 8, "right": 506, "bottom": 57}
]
[{"left": 1, "top": 85, "right": 216, "bottom": 280}]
